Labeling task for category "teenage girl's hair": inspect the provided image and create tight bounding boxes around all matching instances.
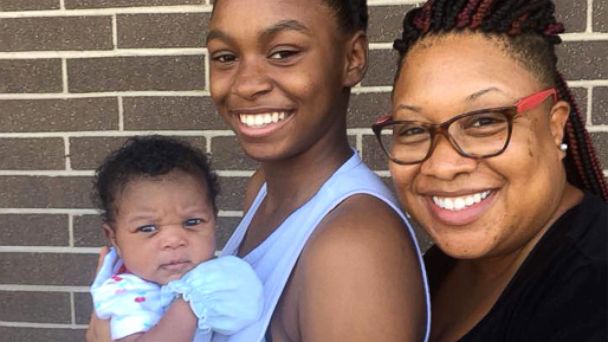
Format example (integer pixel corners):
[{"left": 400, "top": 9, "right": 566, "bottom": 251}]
[
  {"left": 211, "top": 0, "right": 368, "bottom": 33},
  {"left": 93, "top": 135, "right": 220, "bottom": 223},
  {"left": 393, "top": 0, "right": 607, "bottom": 201},
  {"left": 324, "top": 0, "right": 368, "bottom": 32}
]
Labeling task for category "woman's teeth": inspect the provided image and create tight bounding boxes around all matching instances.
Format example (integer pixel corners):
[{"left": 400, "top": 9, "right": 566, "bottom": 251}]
[
  {"left": 432, "top": 191, "right": 491, "bottom": 211},
  {"left": 239, "top": 112, "right": 287, "bottom": 128}
]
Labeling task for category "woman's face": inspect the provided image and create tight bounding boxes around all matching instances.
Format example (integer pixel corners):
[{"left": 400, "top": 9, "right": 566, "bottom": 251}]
[
  {"left": 207, "top": 0, "right": 362, "bottom": 162},
  {"left": 390, "top": 33, "right": 570, "bottom": 259}
]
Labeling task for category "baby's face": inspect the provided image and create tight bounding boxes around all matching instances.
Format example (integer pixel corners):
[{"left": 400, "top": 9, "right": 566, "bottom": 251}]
[{"left": 105, "top": 169, "right": 217, "bottom": 285}]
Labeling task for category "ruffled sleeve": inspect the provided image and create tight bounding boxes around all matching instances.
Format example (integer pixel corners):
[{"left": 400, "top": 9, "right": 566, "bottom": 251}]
[{"left": 162, "top": 256, "right": 263, "bottom": 335}]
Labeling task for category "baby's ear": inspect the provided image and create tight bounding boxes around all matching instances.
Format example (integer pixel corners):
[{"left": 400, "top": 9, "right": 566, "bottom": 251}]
[{"left": 102, "top": 223, "right": 119, "bottom": 254}]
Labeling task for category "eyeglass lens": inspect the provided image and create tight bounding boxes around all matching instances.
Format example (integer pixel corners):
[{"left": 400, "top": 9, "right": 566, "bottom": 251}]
[{"left": 382, "top": 110, "right": 511, "bottom": 164}]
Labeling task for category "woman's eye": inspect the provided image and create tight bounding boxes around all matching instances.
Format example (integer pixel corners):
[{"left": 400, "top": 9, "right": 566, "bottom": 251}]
[
  {"left": 184, "top": 218, "right": 203, "bottom": 227},
  {"left": 137, "top": 225, "right": 157, "bottom": 233},
  {"left": 268, "top": 49, "right": 299, "bottom": 60},
  {"left": 471, "top": 116, "right": 501, "bottom": 127},
  {"left": 397, "top": 125, "right": 427, "bottom": 137}
]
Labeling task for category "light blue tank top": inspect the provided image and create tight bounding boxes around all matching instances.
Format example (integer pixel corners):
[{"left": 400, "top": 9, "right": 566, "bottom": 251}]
[{"left": 216, "top": 151, "right": 431, "bottom": 342}]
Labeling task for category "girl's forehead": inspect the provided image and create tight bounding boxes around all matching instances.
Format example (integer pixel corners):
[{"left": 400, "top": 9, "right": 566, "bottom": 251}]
[{"left": 210, "top": 0, "right": 333, "bottom": 27}]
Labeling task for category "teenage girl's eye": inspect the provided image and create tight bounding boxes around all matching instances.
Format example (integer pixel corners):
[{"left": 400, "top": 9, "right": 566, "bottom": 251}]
[
  {"left": 184, "top": 218, "right": 204, "bottom": 227},
  {"left": 211, "top": 52, "right": 237, "bottom": 64},
  {"left": 136, "top": 225, "right": 157, "bottom": 233},
  {"left": 268, "top": 49, "right": 299, "bottom": 60}
]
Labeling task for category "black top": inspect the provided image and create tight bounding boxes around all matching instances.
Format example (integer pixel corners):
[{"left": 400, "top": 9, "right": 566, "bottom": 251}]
[{"left": 425, "top": 192, "right": 607, "bottom": 342}]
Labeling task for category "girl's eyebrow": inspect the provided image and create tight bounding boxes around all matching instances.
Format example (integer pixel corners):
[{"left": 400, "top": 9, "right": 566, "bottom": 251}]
[
  {"left": 260, "top": 20, "right": 311, "bottom": 40},
  {"left": 206, "top": 19, "right": 311, "bottom": 45}
]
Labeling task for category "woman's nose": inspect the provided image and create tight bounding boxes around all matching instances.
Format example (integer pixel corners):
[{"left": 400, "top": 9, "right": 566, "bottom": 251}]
[
  {"left": 420, "top": 135, "right": 478, "bottom": 180},
  {"left": 231, "top": 58, "right": 273, "bottom": 100}
]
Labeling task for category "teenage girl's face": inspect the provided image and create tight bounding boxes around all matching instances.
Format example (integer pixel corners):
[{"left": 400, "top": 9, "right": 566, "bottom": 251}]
[
  {"left": 389, "top": 33, "right": 570, "bottom": 259},
  {"left": 105, "top": 170, "right": 216, "bottom": 285},
  {"left": 207, "top": 0, "right": 364, "bottom": 162}
]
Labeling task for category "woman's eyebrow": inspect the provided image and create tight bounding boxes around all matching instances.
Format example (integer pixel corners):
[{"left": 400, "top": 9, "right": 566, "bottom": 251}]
[
  {"left": 465, "top": 87, "right": 503, "bottom": 102},
  {"left": 396, "top": 104, "right": 421, "bottom": 112}
]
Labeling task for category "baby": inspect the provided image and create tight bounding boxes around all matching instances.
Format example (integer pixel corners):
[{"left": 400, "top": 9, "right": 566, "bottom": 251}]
[{"left": 89, "top": 135, "right": 263, "bottom": 342}]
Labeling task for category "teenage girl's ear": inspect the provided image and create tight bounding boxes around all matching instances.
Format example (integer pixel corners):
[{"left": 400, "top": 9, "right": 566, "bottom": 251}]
[
  {"left": 102, "top": 223, "right": 121, "bottom": 256},
  {"left": 549, "top": 100, "right": 571, "bottom": 159},
  {"left": 343, "top": 30, "right": 369, "bottom": 88}
]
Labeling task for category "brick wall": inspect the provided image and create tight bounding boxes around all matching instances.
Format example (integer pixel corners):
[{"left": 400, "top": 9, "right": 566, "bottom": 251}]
[{"left": 0, "top": 0, "right": 606, "bottom": 340}]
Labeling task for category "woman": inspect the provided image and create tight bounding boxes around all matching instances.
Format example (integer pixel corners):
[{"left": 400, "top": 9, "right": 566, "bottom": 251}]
[
  {"left": 372, "top": 0, "right": 607, "bottom": 341},
  {"left": 87, "top": 0, "right": 430, "bottom": 341}
]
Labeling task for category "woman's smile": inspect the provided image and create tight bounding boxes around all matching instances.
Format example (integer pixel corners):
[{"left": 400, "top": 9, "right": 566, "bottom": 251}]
[{"left": 425, "top": 189, "right": 497, "bottom": 226}]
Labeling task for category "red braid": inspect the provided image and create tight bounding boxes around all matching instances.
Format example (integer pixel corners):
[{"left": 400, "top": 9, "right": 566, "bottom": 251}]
[
  {"left": 457, "top": 0, "right": 483, "bottom": 28},
  {"left": 470, "top": 0, "right": 494, "bottom": 29}
]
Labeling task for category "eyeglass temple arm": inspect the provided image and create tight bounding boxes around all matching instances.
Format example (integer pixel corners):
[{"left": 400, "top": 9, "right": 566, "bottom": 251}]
[{"left": 516, "top": 88, "right": 558, "bottom": 113}]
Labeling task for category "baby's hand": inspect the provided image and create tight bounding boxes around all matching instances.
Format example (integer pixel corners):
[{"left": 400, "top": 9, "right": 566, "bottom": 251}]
[{"left": 161, "top": 256, "right": 263, "bottom": 335}]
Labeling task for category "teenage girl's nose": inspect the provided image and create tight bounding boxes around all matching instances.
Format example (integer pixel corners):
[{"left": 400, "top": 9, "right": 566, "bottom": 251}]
[{"left": 232, "top": 58, "right": 273, "bottom": 100}]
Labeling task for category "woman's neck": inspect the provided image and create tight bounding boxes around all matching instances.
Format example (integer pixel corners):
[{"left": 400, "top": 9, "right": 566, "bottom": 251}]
[{"left": 460, "top": 183, "right": 584, "bottom": 283}]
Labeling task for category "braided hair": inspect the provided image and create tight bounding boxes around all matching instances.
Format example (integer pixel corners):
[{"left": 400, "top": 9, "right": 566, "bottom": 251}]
[{"left": 393, "top": 0, "right": 607, "bottom": 201}]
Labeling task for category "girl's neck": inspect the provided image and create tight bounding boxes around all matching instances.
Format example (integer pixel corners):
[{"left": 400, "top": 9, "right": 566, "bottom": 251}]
[{"left": 260, "top": 137, "right": 352, "bottom": 209}]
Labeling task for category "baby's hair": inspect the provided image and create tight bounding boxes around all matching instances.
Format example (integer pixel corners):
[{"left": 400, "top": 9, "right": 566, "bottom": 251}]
[
  {"left": 393, "top": 0, "right": 607, "bottom": 200},
  {"left": 93, "top": 135, "right": 220, "bottom": 223},
  {"left": 211, "top": 0, "right": 368, "bottom": 33}
]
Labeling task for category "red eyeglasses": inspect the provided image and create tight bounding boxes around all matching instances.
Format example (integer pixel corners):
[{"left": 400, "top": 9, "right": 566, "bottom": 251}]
[{"left": 372, "top": 88, "right": 558, "bottom": 165}]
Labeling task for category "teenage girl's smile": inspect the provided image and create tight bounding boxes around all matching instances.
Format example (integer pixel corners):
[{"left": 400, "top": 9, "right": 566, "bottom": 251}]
[{"left": 230, "top": 107, "right": 295, "bottom": 138}]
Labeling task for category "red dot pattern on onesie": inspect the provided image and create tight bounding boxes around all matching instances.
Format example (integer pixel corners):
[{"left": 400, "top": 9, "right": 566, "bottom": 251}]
[
  {"left": 112, "top": 275, "right": 123, "bottom": 282},
  {"left": 135, "top": 296, "right": 146, "bottom": 303}
]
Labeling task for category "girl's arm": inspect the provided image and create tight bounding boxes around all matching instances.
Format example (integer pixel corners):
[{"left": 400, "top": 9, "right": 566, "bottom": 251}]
[{"left": 295, "top": 195, "right": 427, "bottom": 342}]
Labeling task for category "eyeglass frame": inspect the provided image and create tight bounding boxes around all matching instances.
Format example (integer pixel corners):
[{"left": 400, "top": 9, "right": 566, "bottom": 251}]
[{"left": 371, "top": 88, "right": 558, "bottom": 165}]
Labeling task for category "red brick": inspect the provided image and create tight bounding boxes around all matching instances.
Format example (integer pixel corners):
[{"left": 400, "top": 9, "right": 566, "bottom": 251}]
[
  {"left": 65, "top": 0, "right": 203, "bottom": 8},
  {"left": 0, "top": 0, "right": 59, "bottom": 11},
  {"left": 69, "top": 136, "right": 206, "bottom": 170},
  {"left": 363, "top": 49, "right": 399, "bottom": 87},
  {"left": 117, "top": 13, "right": 209, "bottom": 48},
  {"left": 217, "top": 177, "right": 249, "bottom": 211},
  {"left": 368, "top": 5, "right": 415, "bottom": 42},
  {"left": 0, "top": 176, "right": 92, "bottom": 208},
  {"left": 0, "top": 138, "right": 65, "bottom": 170},
  {"left": 73, "top": 214, "right": 107, "bottom": 247},
  {"left": 0, "top": 214, "right": 68, "bottom": 246},
  {"left": 0, "top": 98, "right": 119, "bottom": 132},
  {"left": 0, "top": 327, "right": 85, "bottom": 342},
  {"left": 67, "top": 56, "right": 205, "bottom": 92},
  {"left": 0, "top": 17, "right": 112, "bottom": 52},
  {"left": 123, "top": 96, "right": 222, "bottom": 130},
  {"left": 557, "top": 41, "right": 608, "bottom": 80},
  {"left": 210, "top": 136, "right": 258, "bottom": 170},
  {"left": 348, "top": 92, "right": 391, "bottom": 128},
  {"left": 0, "top": 59, "right": 62, "bottom": 93},
  {"left": 0, "top": 291, "right": 71, "bottom": 323},
  {"left": 0, "top": 253, "right": 98, "bottom": 286},
  {"left": 554, "top": 0, "right": 587, "bottom": 33}
]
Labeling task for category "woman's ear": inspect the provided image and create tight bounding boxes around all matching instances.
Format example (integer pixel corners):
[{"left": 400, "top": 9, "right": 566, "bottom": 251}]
[
  {"left": 103, "top": 223, "right": 120, "bottom": 256},
  {"left": 549, "top": 100, "right": 571, "bottom": 159},
  {"left": 343, "top": 30, "right": 368, "bottom": 88}
]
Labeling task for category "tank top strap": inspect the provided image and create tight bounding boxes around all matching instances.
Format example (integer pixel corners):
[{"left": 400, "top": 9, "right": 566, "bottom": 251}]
[{"left": 217, "top": 151, "right": 430, "bottom": 342}]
